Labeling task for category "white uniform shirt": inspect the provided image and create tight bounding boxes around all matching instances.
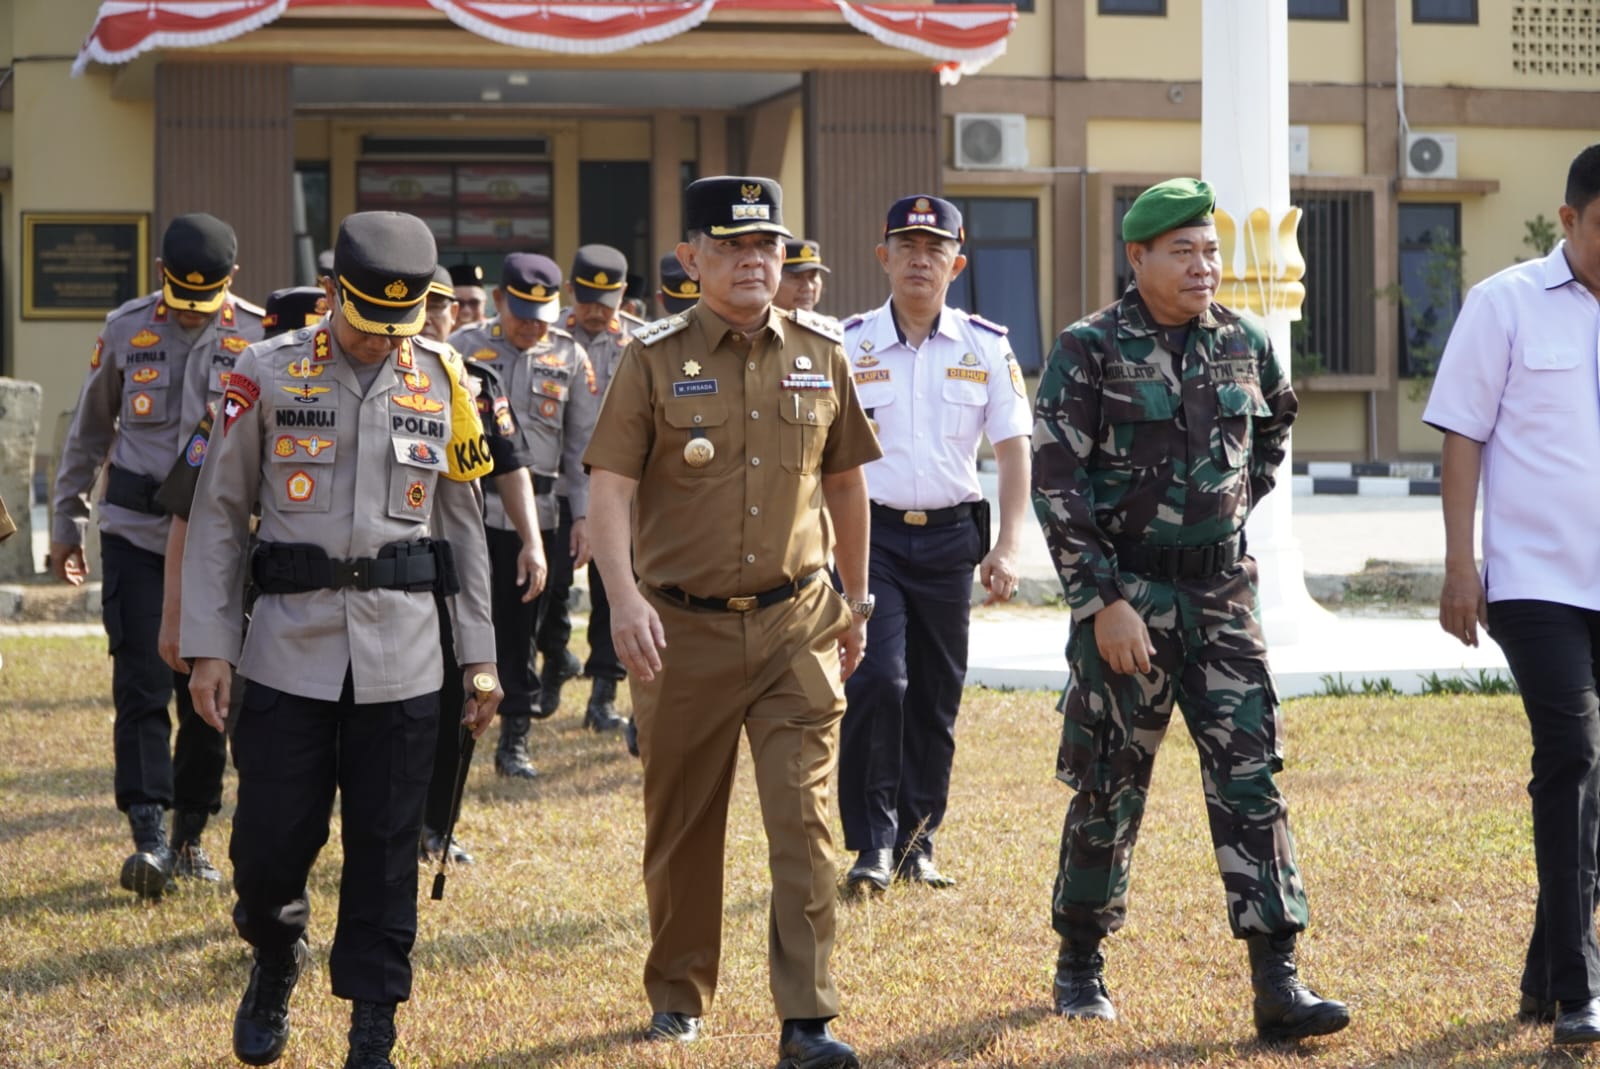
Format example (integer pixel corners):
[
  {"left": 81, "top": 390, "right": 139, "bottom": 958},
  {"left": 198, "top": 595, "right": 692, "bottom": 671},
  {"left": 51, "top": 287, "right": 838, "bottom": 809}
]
[
  {"left": 1423, "top": 242, "right": 1600, "bottom": 608},
  {"left": 842, "top": 298, "right": 1031, "bottom": 511}
]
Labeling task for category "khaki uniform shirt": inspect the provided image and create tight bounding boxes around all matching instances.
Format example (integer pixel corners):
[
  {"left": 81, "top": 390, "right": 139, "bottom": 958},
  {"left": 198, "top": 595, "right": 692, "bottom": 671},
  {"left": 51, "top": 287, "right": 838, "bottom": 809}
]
[
  {"left": 52, "top": 292, "right": 264, "bottom": 554},
  {"left": 451, "top": 318, "right": 598, "bottom": 530},
  {"left": 180, "top": 325, "right": 496, "bottom": 704},
  {"left": 583, "top": 302, "right": 882, "bottom": 597}
]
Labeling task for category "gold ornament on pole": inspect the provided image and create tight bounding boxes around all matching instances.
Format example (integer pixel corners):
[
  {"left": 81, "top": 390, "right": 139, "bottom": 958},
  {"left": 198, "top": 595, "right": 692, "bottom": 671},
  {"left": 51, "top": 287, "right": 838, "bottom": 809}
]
[{"left": 1214, "top": 207, "right": 1306, "bottom": 320}]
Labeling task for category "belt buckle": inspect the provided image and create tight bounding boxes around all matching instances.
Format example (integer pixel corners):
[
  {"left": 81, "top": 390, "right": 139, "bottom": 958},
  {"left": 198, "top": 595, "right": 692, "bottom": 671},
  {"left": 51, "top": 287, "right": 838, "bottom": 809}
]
[
  {"left": 333, "top": 558, "right": 372, "bottom": 590},
  {"left": 903, "top": 510, "right": 928, "bottom": 527},
  {"left": 725, "top": 595, "right": 759, "bottom": 612}
]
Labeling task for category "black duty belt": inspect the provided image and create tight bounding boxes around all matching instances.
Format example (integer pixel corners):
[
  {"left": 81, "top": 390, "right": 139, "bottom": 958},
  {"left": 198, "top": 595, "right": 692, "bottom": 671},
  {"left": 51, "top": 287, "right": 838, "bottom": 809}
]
[
  {"left": 485, "top": 473, "right": 554, "bottom": 497},
  {"left": 104, "top": 464, "right": 168, "bottom": 517},
  {"left": 658, "top": 572, "right": 819, "bottom": 613},
  {"left": 251, "top": 539, "right": 461, "bottom": 596},
  {"left": 871, "top": 501, "right": 975, "bottom": 529},
  {"left": 1110, "top": 533, "right": 1244, "bottom": 581}
]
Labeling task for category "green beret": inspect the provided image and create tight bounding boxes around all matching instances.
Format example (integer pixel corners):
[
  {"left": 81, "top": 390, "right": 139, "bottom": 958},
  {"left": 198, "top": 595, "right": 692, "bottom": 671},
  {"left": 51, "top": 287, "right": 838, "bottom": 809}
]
[{"left": 1121, "top": 177, "right": 1217, "bottom": 243}]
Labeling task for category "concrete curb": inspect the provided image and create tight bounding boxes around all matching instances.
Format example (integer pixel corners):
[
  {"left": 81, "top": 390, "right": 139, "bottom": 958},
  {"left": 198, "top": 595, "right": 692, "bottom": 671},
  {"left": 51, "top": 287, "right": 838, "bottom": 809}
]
[{"left": 0, "top": 581, "right": 101, "bottom": 623}]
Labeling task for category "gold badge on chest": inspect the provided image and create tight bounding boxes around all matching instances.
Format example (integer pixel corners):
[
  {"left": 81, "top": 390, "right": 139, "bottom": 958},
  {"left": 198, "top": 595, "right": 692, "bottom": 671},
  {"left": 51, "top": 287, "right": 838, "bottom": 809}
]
[
  {"left": 682, "top": 359, "right": 702, "bottom": 378},
  {"left": 683, "top": 435, "right": 715, "bottom": 468}
]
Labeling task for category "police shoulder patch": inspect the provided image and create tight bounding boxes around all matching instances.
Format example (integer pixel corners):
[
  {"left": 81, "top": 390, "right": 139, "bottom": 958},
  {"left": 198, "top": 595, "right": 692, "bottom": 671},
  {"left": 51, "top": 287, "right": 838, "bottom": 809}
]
[
  {"left": 969, "top": 313, "right": 1009, "bottom": 337},
  {"left": 789, "top": 307, "right": 843, "bottom": 343},
  {"left": 633, "top": 313, "right": 691, "bottom": 348}
]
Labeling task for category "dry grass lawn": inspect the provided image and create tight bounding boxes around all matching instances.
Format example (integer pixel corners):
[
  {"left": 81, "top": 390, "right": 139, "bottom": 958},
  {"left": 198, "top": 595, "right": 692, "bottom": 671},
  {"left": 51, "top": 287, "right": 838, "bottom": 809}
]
[{"left": 0, "top": 632, "right": 1567, "bottom": 1067}]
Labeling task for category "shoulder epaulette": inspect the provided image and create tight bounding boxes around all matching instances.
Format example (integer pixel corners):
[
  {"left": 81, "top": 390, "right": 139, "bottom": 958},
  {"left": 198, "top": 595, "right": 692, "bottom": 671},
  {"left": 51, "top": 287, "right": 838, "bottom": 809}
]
[
  {"left": 106, "top": 292, "right": 159, "bottom": 325},
  {"left": 231, "top": 295, "right": 267, "bottom": 319},
  {"left": 633, "top": 313, "right": 691, "bottom": 348},
  {"left": 619, "top": 310, "right": 649, "bottom": 329},
  {"left": 840, "top": 312, "right": 867, "bottom": 331},
  {"left": 789, "top": 307, "right": 843, "bottom": 344},
  {"left": 970, "top": 313, "right": 1009, "bottom": 337}
]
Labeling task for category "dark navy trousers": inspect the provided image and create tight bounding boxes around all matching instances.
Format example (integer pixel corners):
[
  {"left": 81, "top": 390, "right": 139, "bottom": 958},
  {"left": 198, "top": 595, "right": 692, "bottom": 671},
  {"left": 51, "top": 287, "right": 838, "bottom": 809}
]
[{"left": 838, "top": 515, "right": 983, "bottom": 858}]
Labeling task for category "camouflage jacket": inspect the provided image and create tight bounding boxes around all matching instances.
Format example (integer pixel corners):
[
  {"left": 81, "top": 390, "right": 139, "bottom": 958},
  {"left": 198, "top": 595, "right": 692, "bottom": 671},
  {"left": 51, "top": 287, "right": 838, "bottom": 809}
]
[{"left": 1031, "top": 287, "right": 1296, "bottom": 621}]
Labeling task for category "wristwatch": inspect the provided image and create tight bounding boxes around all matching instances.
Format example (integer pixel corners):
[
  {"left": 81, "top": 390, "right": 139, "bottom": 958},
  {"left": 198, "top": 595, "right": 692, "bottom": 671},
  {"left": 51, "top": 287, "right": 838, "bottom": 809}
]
[{"left": 845, "top": 593, "right": 876, "bottom": 619}]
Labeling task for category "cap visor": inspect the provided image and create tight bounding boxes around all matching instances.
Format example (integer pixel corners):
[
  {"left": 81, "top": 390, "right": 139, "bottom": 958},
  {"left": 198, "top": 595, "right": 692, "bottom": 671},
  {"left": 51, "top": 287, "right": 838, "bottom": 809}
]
[
  {"left": 662, "top": 296, "right": 698, "bottom": 314},
  {"left": 162, "top": 282, "right": 228, "bottom": 314},
  {"left": 507, "top": 296, "right": 561, "bottom": 323},
  {"left": 572, "top": 285, "right": 625, "bottom": 309},
  {"left": 885, "top": 224, "right": 961, "bottom": 242},
  {"left": 783, "top": 263, "right": 830, "bottom": 274},
  {"left": 706, "top": 222, "right": 793, "bottom": 238},
  {"left": 339, "top": 294, "right": 426, "bottom": 337}
]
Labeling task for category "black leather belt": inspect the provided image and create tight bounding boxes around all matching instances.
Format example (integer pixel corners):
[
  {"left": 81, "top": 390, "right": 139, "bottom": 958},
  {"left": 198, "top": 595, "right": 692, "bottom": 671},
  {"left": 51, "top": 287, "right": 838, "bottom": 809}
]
[
  {"left": 658, "top": 572, "right": 819, "bottom": 613},
  {"left": 1110, "top": 534, "right": 1243, "bottom": 581},
  {"left": 104, "top": 464, "right": 168, "bottom": 516},
  {"left": 251, "top": 539, "right": 460, "bottom": 595},
  {"left": 871, "top": 501, "right": 975, "bottom": 528}
]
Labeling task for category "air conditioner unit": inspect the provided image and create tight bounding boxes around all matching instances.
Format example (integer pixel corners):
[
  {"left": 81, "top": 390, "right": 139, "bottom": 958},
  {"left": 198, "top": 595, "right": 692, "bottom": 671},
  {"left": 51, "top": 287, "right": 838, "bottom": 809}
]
[
  {"left": 953, "top": 113, "right": 1028, "bottom": 171},
  {"left": 1288, "top": 125, "right": 1310, "bottom": 176},
  {"left": 1404, "top": 132, "right": 1458, "bottom": 179}
]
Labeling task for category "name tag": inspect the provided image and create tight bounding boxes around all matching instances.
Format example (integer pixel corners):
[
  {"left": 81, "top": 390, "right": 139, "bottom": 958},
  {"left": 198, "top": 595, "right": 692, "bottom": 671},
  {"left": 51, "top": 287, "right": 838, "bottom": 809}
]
[
  {"left": 946, "top": 367, "right": 989, "bottom": 384},
  {"left": 673, "top": 379, "right": 718, "bottom": 397},
  {"left": 1103, "top": 362, "right": 1161, "bottom": 383},
  {"left": 854, "top": 369, "right": 891, "bottom": 385}
]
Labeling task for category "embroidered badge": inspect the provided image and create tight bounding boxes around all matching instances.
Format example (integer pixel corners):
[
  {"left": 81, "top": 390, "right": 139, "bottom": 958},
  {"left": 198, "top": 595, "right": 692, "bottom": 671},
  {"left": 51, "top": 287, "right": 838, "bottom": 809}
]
[
  {"left": 538, "top": 379, "right": 565, "bottom": 399},
  {"left": 946, "top": 367, "right": 988, "bottom": 384},
  {"left": 298, "top": 436, "right": 333, "bottom": 457},
  {"left": 130, "top": 393, "right": 153, "bottom": 416},
  {"left": 408, "top": 441, "right": 441, "bottom": 466},
  {"left": 854, "top": 369, "right": 891, "bottom": 385},
  {"left": 286, "top": 471, "right": 315, "bottom": 502},
  {"left": 184, "top": 433, "right": 208, "bottom": 468},
  {"left": 287, "top": 358, "right": 324, "bottom": 379},
  {"left": 540, "top": 398, "right": 559, "bottom": 418},
  {"left": 131, "top": 367, "right": 160, "bottom": 385},
  {"left": 313, "top": 329, "right": 332, "bottom": 363},
  {"left": 393, "top": 393, "right": 444, "bottom": 414},
  {"left": 392, "top": 437, "right": 447, "bottom": 470},
  {"left": 284, "top": 383, "right": 332, "bottom": 404},
  {"left": 90, "top": 337, "right": 104, "bottom": 370},
  {"left": 405, "top": 481, "right": 427, "bottom": 510},
  {"left": 222, "top": 336, "right": 250, "bottom": 354},
  {"left": 274, "top": 436, "right": 297, "bottom": 458},
  {"left": 403, "top": 368, "right": 432, "bottom": 393},
  {"left": 130, "top": 329, "right": 160, "bottom": 349}
]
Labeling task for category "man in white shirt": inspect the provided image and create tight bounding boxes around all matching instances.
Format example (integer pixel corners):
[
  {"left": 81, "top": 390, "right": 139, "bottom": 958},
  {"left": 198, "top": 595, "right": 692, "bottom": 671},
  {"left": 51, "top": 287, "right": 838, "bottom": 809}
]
[
  {"left": 837, "top": 195, "right": 1032, "bottom": 894},
  {"left": 1426, "top": 142, "right": 1600, "bottom": 1047}
]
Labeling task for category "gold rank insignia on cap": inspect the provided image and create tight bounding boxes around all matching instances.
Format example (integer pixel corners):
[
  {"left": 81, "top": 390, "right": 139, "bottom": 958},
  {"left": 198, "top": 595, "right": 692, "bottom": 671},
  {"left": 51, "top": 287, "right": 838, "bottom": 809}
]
[
  {"left": 914, "top": 197, "right": 931, "bottom": 212},
  {"left": 682, "top": 359, "right": 702, "bottom": 377},
  {"left": 384, "top": 280, "right": 409, "bottom": 300},
  {"left": 594, "top": 271, "right": 608, "bottom": 285},
  {"left": 682, "top": 280, "right": 698, "bottom": 295},
  {"left": 684, "top": 435, "right": 715, "bottom": 467},
  {"left": 186, "top": 271, "right": 206, "bottom": 284},
  {"left": 741, "top": 183, "right": 762, "bottom": 203},
  {"left": 531, "top": 284, "right": 546, "bottom": 299}
]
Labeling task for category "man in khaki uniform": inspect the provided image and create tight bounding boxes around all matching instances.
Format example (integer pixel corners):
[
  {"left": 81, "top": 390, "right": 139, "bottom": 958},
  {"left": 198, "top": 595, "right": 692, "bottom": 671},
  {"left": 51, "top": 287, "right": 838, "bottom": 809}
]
[
  {"left": 450, "top": 253, "right": 598, "bottom": 778},
  {"left": 182, "top": 211, "right": 502, "bottom": 1069},
  {"left": 50, "top": 212, "right": 264, "bottom": 898},
  {"left": 586, "top": 176, "right": 880, "bottom": 1069}
]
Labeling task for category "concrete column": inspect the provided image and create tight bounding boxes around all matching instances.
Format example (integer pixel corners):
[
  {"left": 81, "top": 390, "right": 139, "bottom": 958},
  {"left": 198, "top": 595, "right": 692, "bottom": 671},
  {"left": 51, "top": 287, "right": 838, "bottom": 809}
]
[{"left": 1202, "top": 0, "right": 1327, "bottom": 645}]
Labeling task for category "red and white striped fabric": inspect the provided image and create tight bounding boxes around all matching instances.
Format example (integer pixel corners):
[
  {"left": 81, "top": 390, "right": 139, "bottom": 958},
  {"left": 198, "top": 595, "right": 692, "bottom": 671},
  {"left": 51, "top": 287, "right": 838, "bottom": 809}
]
[{"left": 73, "top": 0, "right": 1016, "bottom": 80}]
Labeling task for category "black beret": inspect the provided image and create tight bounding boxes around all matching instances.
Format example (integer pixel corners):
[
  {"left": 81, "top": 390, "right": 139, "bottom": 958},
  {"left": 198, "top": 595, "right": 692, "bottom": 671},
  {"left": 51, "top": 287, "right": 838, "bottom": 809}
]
[
  {"left": 161, "top": 213, "right": 238, "bottom": 313},
  {"left": 884, "top": 195, "right": 963, "bottom": 244},
  {"left": 570, "top": 244, "right": 629, "bottom": 309},
  {"left": 684, "top": 176, "right": 790, "bottom": 238},
  {"left": 500, "top": 252, "right": 562, "bottom": 324},
  {"left": 448, "top": 262, "right": 485, "bottom": 288},
  {"left": 783, "top": 238, "right": 831, "bottom": 274},
  {"left": 658, "top": 251, "right": 699, "bottom": 314},
  {"left": 331, "top": 211, "right": 436, "bottom": 337},
  {"left": 261, "top": 286, "right": 327, "bottom": 338}
]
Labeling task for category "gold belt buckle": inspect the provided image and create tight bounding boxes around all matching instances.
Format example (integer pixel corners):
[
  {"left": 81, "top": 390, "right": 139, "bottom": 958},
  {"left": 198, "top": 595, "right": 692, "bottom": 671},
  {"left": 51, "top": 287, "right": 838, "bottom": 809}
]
[
  {"left": 725, "top": 595, "right": 759, "bottom": 612},
  {"left": 903, "top": 510, "right": 928, "bottom": 526}
]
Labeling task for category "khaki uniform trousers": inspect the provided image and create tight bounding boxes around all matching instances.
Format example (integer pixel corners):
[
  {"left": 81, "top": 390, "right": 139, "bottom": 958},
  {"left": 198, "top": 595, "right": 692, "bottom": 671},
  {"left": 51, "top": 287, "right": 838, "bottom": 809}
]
[{"left": 633, "top": 579, "right": 849, "bottom": 1020}]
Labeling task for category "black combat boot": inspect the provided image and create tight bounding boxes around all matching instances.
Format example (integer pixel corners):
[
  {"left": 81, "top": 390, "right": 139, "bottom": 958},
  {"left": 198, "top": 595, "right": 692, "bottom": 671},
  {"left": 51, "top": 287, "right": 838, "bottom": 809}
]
[
  {"left": 233, "top": 938, "right": 308, "bottom": 1066},
  {"left": 344, "top": 1000, "right": 398, "bottom": 1069},
  {"left": 584, "top": 678, "right": 625, "bottom": 732},
  {"left": 1053, "top": 937, "right": 1116, "bottom": 1020},
  {"left": 536, "top": 648, "right": 582, "bottom": 718},
  {"left": 777, "top": 1017, "right": 859, "bottom": 1069},
  {"left": 1246, "top": 933, "right": 1350, "bottom": 1042},
  {"left": 623, "top": 717, "right": 640, "bottom": 758},
  {"left": 493, "top": 716, "right": 538, "bottom": 779},
  {"left": 119, "top": 803, "right": 174, "bottom": 899},
  {"left": 170, "top": 810, "right": 222, "bottom": 883}
]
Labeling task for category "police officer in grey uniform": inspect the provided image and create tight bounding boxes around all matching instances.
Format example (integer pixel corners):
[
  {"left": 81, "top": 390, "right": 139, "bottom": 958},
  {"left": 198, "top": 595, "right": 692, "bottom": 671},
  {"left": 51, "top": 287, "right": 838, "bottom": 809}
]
[
  {"left": 183, "top": 211, "right": 502, "bottom": 1069},
  {"left": 537, "top": 243, "right": 637, "bottom": 730},
  {"left": 657, "top": 251, "right": 701, "bottom": 317},
  {"left": 451, "top": 253, "right": 599, "bottom": 778},
  {"left": 50, "top": 212, "right": 264, "bottom": 898}
]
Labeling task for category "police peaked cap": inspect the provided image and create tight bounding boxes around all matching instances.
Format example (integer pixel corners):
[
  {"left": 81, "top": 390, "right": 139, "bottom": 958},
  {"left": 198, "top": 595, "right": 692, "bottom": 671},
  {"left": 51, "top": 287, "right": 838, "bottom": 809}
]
[
  {"left": 262, "top": 286, "right": 327, "bottom": 338},
  {"left": 570, "top": 244, "right": 629, "bottom": 309},
  {"left": 161, "top": 213, "right": 238, "bottom": 314},
  {"left": 884, "top": 195, "right": 963, "bottom": 244},
  {"left": 501, "top": 252, "right": 562, "bottom": 324},
  {"left": 684, "top": 176, "right": 791, "bottom": 238},
  {"left": 783, "top": 239, "right": 831, "bottom": 274},
  {"left": 332, "top": 211, "right": 436, "bottom": 337},
  {"left": 448, "top": 262, "right": 485, "bottom": 288},
  {"left": 658, "top": 251, "right": 699, "bottom": 314}
]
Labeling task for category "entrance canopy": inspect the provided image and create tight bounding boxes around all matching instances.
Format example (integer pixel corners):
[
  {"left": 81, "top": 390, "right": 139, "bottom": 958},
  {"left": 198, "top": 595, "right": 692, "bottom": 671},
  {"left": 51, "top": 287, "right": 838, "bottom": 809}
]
[{"left": 74, "top": 0, "right": 1018, "bottom": 83}]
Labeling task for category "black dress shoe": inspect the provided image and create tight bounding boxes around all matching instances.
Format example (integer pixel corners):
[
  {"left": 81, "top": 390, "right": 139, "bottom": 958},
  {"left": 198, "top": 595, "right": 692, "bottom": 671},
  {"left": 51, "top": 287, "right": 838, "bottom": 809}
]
[
  {"left": 845, "top": 849, "right": 892, "bottom": 895},
  {"left": 1518, "top": 993, "right": 1556, "bottom": 1024},
  {"left": 777, "top": 1018, "right": 859, "bottom": 1069},
  {"left": 646, "top": 1011, "right": 701, "bottom": 1042},
  {"left": 1554, "top": 1000, "right": 1600, "bottom": 1046},
  {"left": 895, "top": 852, "right": 956, "bottom": 889}
]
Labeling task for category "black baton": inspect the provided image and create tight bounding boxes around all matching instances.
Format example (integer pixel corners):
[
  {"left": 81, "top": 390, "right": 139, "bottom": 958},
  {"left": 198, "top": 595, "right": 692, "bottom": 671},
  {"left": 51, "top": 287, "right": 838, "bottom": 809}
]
[{"left": 431, "top": 672, "right": 493, "bottom": 901}]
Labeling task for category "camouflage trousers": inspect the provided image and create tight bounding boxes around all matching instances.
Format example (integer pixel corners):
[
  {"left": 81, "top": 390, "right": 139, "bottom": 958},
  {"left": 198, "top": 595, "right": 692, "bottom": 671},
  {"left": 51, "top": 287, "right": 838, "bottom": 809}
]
[{"left": 1051, "top": 558, "right": 1310, "bottom": 942}]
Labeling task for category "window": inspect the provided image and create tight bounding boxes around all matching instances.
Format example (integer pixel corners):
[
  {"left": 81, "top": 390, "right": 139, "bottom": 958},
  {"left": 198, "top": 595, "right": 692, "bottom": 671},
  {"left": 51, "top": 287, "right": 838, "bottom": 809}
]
[
  {"left": 944, "top": 197, "right": 1044, "bottom": 372},
  {"left": 1099, "top": 0, "right": 1164, "bottom": 15},
  {"left": 1413, "top": 0, "right": 1476, "bottom": 24},
  {"left": 1397, "top": 203, "right": 1462, "bottom": 378},
  {"left": 1295, "top": 191, "right": 1375, "bottom": 377},
  {"left": 940, "top": 0, "right": 1034, "bottom": 12},
  {"left": 355, "top": 160, "right": 553, "bottom": 265},
  {"left": 1290, "top": 0, "right": 1347, "bottom": 19},
  {"left": 293, "top": 163, "right": 329, "bottom": 286}
]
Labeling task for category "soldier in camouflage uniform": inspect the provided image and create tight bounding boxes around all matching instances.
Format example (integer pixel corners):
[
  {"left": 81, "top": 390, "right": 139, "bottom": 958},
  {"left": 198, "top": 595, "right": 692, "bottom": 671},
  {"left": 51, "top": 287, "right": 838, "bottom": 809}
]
[{"left": 1032, "top": 178, "right": 1348, "bottom": 1042}]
